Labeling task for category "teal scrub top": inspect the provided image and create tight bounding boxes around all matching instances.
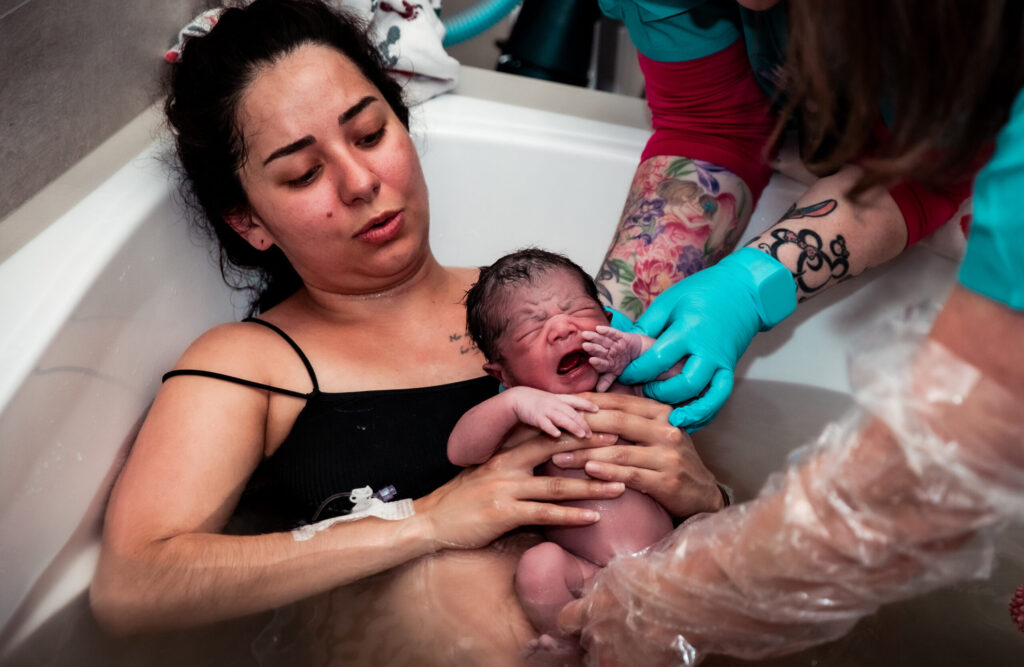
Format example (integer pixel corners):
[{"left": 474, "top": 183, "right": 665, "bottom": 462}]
[
  {"left": 958, "top": 86, "right": 1024, "bottom": 310},
  {"left": 598, "top": 0, "right": 740, "bottom": 62}
]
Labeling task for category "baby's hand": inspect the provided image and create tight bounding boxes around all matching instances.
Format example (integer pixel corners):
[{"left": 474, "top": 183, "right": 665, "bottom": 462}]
[
  {"left": 582, "top": 325, "right": 646, "bottom": 392},
  {"left": 507, "top": 387, "right": 598, "bottom": 438}
]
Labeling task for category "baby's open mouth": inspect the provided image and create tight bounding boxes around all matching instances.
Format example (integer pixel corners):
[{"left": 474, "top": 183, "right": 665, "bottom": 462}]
[{"left": 557, "top": 350, "right": 589, "bottom": 375}]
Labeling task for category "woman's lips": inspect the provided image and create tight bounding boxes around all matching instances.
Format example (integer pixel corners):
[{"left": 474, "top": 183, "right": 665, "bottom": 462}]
[{"left": 355, "top": 210, "right": 403, "bottom": 243}]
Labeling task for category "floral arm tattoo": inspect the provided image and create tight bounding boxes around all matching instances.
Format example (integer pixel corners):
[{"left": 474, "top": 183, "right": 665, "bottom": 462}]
[
  {"left": 749, "top": 199, "right": 855, "bottom": 301},
  {"left": 596, "top": 156, "right": 753, "bottom": 319}
]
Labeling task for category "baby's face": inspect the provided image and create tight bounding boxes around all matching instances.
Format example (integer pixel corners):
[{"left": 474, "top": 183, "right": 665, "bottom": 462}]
[{"left": 487, "top": 269, "right": 608, "bottom": 394}]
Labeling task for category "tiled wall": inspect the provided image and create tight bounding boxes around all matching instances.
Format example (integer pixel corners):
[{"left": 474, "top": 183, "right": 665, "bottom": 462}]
[{"left": 0, "top": 0, "right": 208, "bottom": 221}]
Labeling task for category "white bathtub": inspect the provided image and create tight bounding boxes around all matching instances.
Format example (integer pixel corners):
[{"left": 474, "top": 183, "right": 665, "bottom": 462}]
[{"left": 1, "top": 78, "right": 1021, "bottom": 665}]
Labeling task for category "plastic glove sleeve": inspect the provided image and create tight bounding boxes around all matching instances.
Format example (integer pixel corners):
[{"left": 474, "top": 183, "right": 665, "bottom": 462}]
[{"left": 574, "top": 305, "right": 1024, "bottom": 665}]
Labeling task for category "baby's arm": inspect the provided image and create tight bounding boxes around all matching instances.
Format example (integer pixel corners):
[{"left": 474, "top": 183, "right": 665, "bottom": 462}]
[
  {"left": 447, "top": 387, "right": 598, "bottom": 466},
  {"left": 583, "top": 325, "right": 684, "bottom": 393}
]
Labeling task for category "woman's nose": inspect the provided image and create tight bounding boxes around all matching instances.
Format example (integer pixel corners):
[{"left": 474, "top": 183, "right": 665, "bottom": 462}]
[{"left": 335, "top": 155, "right": 380, "bottom": 205}]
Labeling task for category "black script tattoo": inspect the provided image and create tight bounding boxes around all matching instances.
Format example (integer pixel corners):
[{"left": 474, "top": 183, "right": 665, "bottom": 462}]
[
  {"left": 755, "top": 200, "right": 850, "bottom": 295},
  {"left": 449, "top": 332, "right": 478, "bottom": 355}
]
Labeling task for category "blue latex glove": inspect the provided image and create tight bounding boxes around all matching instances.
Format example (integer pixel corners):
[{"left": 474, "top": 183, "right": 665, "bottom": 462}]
[
  {"left": 605, "top": 306, "right": 641, "bottom": 334},
  {"left": 619, "top": 248, "right": 797, "bottom": 431}
]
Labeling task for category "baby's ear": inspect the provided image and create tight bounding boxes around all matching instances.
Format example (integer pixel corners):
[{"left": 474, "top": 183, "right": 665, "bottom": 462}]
[{"left": 483, "top": 362, "right": 512, "bottom": 387}]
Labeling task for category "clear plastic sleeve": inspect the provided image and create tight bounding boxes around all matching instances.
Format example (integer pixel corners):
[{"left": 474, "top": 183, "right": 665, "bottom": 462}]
[{"left": 574, "top": 304, "right": 1024, "bottom": 665}]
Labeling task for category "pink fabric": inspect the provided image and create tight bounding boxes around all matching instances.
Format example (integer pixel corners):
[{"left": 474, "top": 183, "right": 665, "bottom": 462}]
[
  {"left": 875, "top": 124, "right": 986, "bottom": 247},
  {"left": 888, "top": 177, "right": 974, "bottom": 247},
  {"left": 638, "top": 39, "right": 778, "bottom": 202}
]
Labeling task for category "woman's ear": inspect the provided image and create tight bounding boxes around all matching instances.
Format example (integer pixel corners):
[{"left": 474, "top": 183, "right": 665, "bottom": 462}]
[{"left": 225, "top": 210, "right": 275, "bottom": 251}]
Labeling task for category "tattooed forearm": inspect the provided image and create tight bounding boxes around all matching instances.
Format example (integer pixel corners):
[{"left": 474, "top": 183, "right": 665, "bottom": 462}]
[
  {"left": 747, "top": 198, "right": 859, "bottom": 300},
  {"left": 756, "top": 227, "right": 850, "bottom": 295},
  {"left": 596, "top": 156, "right": 753, "bottom": 318}
]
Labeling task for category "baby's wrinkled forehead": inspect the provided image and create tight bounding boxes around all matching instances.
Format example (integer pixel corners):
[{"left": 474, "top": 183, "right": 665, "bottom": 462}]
[
  {"left": 494, "top": 272, "right": 595, "bottom": 330},
  {"left": 503, "top": 273, "right": 586, "bottom": 311}
]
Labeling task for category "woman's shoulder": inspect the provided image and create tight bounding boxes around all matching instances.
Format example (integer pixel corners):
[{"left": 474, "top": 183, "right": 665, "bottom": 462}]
[{"left": 170, "top": 319, "right": 299, "bottom": 381}]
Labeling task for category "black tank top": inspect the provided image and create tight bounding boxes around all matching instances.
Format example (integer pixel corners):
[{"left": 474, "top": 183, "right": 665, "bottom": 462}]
[{"left": 162, "top": 318, "right": 499, "bottom": 532}]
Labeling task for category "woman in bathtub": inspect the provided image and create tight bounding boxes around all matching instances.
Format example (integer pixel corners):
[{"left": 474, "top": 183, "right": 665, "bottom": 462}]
[
  {"left": 87, "top": 1, "right": 725, "bottom": 662},
  {"left": 449, "top": 248, "right": 712, "bottom": 654}
]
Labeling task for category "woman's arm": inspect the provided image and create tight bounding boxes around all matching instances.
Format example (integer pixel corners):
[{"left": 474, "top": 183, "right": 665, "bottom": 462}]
[
  {"left": 745, "top": 164, "right": 907, "bottom": 301},
  {"left": 91, "top": 329, "right": 624, "bottom": 635},
  {"left": 596, "top": 156, "right": 755, "bottom": 318},
  {"left": 560, "top": 286, "right": 1024, "bottom": 665},
  {"left": 90, "top": 327, "right": 436, "bottom": 633},
  {"left": 618, "top": 164, "right": 914, "bottom": 429}
]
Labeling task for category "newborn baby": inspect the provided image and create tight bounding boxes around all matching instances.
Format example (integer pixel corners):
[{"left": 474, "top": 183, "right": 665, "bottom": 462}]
[{"left": 448, "top": 248, "right": 677, "bottom": 654}]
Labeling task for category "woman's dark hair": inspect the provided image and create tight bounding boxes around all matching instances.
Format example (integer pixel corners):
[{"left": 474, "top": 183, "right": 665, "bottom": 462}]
[
  {"left": 465, "top": 248, "right": 605, "bottom": 363},
  {"left": 778, "top": 0, "right": 1024, "bottom": 197},
  {"left": 165, "top": 0, "right": 410, "bottom": 315}
]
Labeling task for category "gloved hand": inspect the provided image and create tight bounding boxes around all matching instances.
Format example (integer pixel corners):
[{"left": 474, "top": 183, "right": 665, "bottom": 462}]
[
  {"left": 619, "top": 248, "right": 797, "bottom": 431},
  {"left": 604, "top": 306, "right": 640, "bottom": 334}
]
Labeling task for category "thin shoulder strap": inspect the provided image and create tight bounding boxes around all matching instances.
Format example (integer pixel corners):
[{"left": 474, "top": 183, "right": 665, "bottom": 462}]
[
  {"left": 243, "top": 317, "right": 320, "bottom": 392},
  {"left": 161, "top": 369, "right": 310, "bottom": 399},
  {"left": 161, "top": 318, "right": 320, "bottom": 397}
]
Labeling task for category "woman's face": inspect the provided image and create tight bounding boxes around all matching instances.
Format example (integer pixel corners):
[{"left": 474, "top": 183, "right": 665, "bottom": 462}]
[{"left": 234, "top": 43, "right": 430, "bottom": 295}]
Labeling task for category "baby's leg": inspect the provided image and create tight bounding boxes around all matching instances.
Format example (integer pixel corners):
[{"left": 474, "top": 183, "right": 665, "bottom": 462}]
[
  {"left": 582, "top": 325, "right": 655, "bottom": 392},
  {"left": 516, "top": 541, "right": 598, "bottom": 652}
]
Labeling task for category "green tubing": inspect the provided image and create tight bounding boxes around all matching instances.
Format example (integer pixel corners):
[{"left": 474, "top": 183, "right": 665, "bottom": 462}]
[{"left": 442, "top": 0, "right": 521, "bottom": 47}]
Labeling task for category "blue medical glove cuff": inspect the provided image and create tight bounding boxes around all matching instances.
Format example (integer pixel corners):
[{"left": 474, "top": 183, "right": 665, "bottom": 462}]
[
  {"left": 719, "top": 248, "right": 798, "bottom": 330},
  {"left": 605, "top": 306, "right": 640, "bottom": 333}
]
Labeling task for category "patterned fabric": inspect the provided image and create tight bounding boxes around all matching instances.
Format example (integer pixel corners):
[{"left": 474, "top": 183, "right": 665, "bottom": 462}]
[{"left": 165, "top": 0, "right": 459, "bottom": 104}]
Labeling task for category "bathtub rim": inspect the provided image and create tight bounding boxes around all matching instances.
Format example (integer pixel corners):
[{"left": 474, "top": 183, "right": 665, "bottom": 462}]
[{"left": 0, "top": 66, "right": 648, "bottom": 266}]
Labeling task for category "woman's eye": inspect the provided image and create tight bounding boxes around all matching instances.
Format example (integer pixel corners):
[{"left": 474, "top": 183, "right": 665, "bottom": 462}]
[
  {"left": 287, "top": 166, "right": 320, "bottom": 187},
  {"left": 357, "top": 126, "right": 386, "bottom": 147}
]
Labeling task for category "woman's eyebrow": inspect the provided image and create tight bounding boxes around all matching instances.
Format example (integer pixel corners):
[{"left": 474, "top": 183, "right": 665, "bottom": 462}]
[
  {"left": 263, "top": 135, "right": 315, "bottom": 166},
  {"left": 261, "top": 97, "right": 379, "bottom": 166},
  {"left": 339, "top": 96, "right": 378, "bottom": 125}
]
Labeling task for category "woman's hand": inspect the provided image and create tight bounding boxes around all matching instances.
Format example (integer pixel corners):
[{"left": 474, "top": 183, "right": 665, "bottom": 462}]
[
  {"left": 416, "top": 428, "right": 626, "bottom": 551},
  {"left": 550, "top": 392, "right": 724, "bottom": 518}
]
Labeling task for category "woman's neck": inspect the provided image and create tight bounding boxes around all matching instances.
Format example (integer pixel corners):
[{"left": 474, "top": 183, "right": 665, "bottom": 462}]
[{"left": 289, "top": 252, "right": 455, "bottom": 324}]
